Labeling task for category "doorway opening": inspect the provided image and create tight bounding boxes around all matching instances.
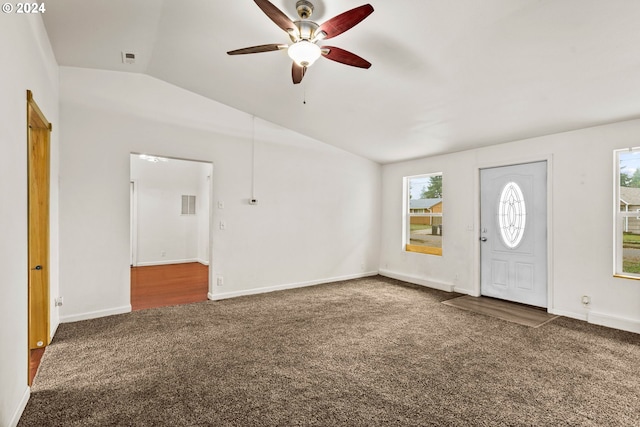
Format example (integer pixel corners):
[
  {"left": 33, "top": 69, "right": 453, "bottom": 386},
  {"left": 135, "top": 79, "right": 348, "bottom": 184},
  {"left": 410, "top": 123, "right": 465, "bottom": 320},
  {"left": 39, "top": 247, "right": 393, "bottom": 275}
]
[{"left": 130, "top": 154, "right": 212, "bottom": 310}]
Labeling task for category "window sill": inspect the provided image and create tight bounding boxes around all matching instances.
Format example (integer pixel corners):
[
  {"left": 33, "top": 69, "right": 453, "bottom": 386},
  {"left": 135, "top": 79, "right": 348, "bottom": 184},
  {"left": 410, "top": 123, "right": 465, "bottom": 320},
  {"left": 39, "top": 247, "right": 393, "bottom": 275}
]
[
  {"left": 613, "top": 273, "right": 640, "bottom": 281},
  {"left": 405, "top": 244, "right": 442, "bottom": 256}
]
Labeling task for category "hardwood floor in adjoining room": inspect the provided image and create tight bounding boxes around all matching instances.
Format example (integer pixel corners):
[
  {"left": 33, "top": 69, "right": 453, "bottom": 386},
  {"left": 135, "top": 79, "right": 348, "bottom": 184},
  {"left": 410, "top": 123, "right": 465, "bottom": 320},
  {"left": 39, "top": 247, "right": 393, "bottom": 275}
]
[
  {"left": 29, "top": 347, "right": 45, "bottom": 385},
  {"left": 131, "top": 262, "right": 209, "bottom": 311}
]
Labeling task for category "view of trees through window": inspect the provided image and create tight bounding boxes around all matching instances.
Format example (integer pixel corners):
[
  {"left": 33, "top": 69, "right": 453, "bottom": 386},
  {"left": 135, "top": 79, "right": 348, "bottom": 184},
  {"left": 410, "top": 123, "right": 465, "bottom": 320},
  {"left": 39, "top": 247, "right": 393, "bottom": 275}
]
[
  {"left": 411, "top": 174, "right": 442, "bottom": 199},
  {"left": 406, "top": 174, "right": 443, "bottom": 256}
]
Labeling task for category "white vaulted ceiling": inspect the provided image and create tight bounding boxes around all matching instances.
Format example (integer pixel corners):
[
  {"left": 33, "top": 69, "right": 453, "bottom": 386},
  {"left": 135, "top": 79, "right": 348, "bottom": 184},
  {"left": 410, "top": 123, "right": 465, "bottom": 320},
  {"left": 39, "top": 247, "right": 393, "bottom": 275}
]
[{"left": 42, "top": 0, "right": 640, "bottom": 164}]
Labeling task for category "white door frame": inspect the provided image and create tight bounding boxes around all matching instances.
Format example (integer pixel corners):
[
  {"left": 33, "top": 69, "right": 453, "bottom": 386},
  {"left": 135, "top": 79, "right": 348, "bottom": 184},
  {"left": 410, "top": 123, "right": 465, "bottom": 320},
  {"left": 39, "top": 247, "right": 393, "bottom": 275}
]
[
  {"left": 473, "top": 154, "right": 555, "bottom": 312},
  {"left": 130, "top": 180, "right": 138, "bottom": 267},
  {"left": 129, "top": 153, "right": 214, "bottom": 291}
]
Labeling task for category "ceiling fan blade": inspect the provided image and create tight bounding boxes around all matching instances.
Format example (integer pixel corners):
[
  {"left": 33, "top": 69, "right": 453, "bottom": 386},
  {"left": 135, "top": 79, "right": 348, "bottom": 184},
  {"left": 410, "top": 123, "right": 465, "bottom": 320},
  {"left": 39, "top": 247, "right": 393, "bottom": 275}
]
[
  {"left": 254, "top": 0, "right": 299, "bottom": 38},
  {"left": 321, "top": 46, "right": 371, "bottom": 69},
  {"left": 317, "top": 4, "right": 374, "bottom": 40},
  {"left": 292, "top": 62, "right": 307, "bottom": 84},
  {"left": 227, "top": 44, "right": 288, "bottom": 55}
]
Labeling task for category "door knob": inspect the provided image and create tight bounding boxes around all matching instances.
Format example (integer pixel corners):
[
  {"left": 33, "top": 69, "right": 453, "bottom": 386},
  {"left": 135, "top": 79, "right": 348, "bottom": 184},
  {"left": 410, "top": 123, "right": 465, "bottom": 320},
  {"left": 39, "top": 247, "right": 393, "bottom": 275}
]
[
  {"left": 479, "top": 237, "right": 487, "bottom": 242},
  {"left": 32, "top": 265, "right": 42, "bottom": 270}
]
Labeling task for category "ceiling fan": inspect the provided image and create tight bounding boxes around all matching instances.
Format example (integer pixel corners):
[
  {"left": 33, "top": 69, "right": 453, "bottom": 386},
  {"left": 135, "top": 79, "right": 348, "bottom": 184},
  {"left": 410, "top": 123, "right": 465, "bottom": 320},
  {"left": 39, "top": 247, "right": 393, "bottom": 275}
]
[{"left": 227, "top": 0, "right": 374, "bottom": 84}]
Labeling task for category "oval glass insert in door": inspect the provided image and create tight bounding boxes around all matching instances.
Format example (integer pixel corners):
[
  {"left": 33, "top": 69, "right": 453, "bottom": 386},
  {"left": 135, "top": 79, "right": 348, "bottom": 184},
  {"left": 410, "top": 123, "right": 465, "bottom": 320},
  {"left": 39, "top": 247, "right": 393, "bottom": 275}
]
[{"left": 498, "top": 181, "right": 526, "bottom": 248}]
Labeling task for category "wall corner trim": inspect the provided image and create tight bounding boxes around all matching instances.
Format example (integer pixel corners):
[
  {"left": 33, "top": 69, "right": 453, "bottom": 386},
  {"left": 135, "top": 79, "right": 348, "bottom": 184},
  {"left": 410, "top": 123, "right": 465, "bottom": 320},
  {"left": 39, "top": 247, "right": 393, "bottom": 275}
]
[{"left": 378, "top": 269, "right": 455, "bottom": 292}]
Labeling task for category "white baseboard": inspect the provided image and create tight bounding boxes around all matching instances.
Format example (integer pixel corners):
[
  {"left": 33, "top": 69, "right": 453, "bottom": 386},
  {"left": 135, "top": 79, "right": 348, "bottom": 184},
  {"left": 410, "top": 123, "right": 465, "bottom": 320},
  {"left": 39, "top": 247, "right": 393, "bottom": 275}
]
[
  {"left": 9, "top": 386, "right": 30, "bottom": 427},
  {"left": 50, "top": 318, "right": 60, "bottom": 341},
  {"left": 548, "top": 308, "right": 588, "bottom": 321},
  {"left": 541, "top": 308, "right": 640, "bottom": 334},
  {"left": 135, "top": 258, "right": 202, "bottom": 267},
  {"left": 453, "top": 286, "right": 475, "bottom": 296},
  {"left": 378, "top": 269, "right": 455, "bottom": 293},
  {"left": 208, "top": 271, "right": 379, "bottom": 301},
  {"left": 60, "top": 305, "right": 131, "bottom": 323},
  {"left": 588, "top": 311, "right": 640, "bottom": 334},
  {"left": 197, "top": 259, "right": 209, "bottom": 266}
]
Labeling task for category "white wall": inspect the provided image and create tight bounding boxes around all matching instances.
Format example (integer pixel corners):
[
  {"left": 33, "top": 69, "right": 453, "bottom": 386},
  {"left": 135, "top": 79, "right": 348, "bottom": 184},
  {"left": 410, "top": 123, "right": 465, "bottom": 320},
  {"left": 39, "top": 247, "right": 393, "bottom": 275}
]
[
  {"left": 58, "top": 66, "right": 381, "bottom": 321},
  {"left": 0, "top": 14, "right": 59, "bottom": 427},
  {"left": 380, "top": 120, "right": 640, "bottom": 333},
  {"left": 130, "top": 156, "right": 211, "bottom": 266}
]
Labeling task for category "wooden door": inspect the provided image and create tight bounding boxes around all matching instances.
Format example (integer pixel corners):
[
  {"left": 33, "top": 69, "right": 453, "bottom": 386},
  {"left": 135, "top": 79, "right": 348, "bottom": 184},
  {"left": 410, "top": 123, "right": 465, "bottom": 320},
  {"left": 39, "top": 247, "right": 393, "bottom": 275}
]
[
  {"left": 27, "top": 90, "right": 51, "bottom": 383},
  {"left": 480, "top": 161, "right": 547, "bottom": 308}
]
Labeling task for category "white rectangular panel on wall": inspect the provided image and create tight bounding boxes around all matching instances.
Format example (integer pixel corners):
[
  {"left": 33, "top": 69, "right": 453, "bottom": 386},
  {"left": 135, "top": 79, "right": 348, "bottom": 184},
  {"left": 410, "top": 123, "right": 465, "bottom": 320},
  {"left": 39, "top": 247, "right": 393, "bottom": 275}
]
[{"left": 181, "top": 195, "right": 196, "bottom": 215}]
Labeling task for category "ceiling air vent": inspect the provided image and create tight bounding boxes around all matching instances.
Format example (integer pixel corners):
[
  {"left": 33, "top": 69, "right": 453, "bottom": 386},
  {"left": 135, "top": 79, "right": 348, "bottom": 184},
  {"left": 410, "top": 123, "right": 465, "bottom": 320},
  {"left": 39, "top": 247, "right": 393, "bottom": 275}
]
[{"left": 121, "top": 51, "right": 136, "bottom": 64}]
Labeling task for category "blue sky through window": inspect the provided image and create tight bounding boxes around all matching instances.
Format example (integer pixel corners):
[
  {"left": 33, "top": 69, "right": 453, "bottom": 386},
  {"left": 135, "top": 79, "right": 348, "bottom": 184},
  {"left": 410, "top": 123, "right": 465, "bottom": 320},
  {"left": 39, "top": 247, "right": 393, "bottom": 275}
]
[
  {"left": 620, "top": 150, "right": 640, "bottom": 176},
  {"left": 409, "top": 176, "right": 431, "bottom": 199}
]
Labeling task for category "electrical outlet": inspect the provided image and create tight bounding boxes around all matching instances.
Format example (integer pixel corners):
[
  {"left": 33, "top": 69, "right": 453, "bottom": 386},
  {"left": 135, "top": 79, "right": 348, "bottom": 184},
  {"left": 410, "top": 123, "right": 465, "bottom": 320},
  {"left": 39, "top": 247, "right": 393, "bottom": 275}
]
[
  {"left": 161, "top": 251, "right": 166, "bottom": 257},
  {"left": 581, "top": 295, "right": 591, "bottom": 306},
  {"left": 217, "top": 276, "right": 224, "bottom": 286},
  {"left": 55, "top": 296, "right": 63, "bottom": 307},
  {"left": 219, "top": 221, "right": 226, "bottom": 230}
]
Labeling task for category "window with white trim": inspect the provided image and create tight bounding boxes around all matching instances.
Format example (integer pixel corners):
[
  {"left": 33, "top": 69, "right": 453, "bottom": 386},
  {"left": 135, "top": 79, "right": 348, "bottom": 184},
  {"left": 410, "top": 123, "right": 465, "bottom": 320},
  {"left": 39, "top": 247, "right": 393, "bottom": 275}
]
[
  {"left": 404, "top": 173, "right": 443, "bottom": 256},
  {"left": 615, "top": 148, "right": 640, "bottom": 277}
]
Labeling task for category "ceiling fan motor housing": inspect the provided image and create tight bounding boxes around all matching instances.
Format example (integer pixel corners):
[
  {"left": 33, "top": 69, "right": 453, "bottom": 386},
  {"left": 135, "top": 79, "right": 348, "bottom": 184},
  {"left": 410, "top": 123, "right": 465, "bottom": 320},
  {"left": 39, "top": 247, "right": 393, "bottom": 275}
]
[
  {"left": 296, "top": 0, "right": 314, "bottom": 19},
  {"left": 294, "top": 20, "right": 319, "bottom": 41}
]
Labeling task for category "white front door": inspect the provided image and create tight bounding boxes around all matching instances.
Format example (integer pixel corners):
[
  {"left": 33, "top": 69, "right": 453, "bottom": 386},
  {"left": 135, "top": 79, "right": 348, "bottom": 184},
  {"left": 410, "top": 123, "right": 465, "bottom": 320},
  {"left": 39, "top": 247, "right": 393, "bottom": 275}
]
[{"left": 480, "top": 161, "right": 547, "bottom": 308}]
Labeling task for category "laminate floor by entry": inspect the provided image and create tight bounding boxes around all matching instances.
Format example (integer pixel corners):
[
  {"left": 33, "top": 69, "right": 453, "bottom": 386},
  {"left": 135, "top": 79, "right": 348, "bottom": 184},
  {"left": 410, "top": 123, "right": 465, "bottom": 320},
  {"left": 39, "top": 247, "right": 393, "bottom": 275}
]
[{"left": 442, "top": 295, "right": 559, "bottom": 327}]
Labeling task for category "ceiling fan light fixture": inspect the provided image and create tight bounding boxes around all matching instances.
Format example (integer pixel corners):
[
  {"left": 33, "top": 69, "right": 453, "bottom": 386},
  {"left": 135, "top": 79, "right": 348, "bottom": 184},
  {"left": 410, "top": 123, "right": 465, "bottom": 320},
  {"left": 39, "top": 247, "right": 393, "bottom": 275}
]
[
  {"left": 228, "top": 1, "right": 374, "bottom": 83},
  {"left": 288, "top": 40, "right": 321, "bottom": 67}
]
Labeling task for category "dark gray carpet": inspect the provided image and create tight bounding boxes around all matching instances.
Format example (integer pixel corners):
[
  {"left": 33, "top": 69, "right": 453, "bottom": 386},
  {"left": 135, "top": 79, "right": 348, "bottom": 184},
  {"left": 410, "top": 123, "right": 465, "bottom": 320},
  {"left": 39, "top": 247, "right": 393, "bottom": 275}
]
[{"left": 19, "top": 276, "right": 640, "bottom": 426}]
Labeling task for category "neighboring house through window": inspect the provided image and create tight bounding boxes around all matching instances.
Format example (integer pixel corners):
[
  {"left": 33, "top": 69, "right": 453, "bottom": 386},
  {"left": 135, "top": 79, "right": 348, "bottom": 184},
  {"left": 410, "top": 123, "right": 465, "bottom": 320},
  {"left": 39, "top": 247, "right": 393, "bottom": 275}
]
[
  {"left": 404, "top": 173, "right": 443, "bottom": 256},
  {"left": 615, "top": 148, "right": 640, "bottom": 277}
]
